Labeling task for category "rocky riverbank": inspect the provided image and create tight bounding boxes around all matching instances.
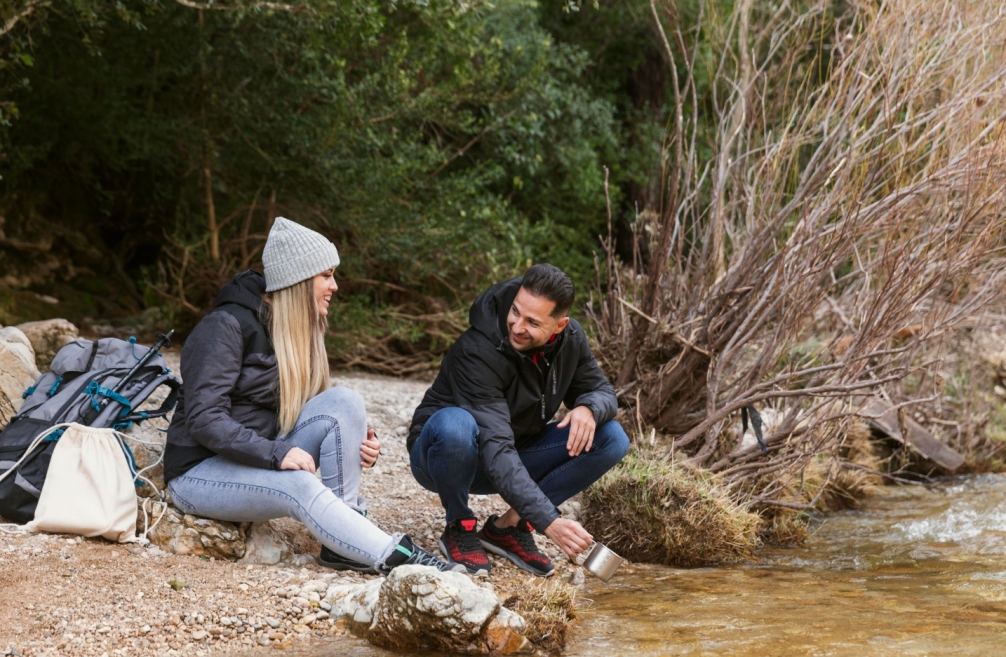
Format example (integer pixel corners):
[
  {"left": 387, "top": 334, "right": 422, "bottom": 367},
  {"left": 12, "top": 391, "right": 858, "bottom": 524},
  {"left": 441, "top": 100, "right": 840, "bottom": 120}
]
[{"left": 0, "top": 347, "right": 584, "bottom": 657}]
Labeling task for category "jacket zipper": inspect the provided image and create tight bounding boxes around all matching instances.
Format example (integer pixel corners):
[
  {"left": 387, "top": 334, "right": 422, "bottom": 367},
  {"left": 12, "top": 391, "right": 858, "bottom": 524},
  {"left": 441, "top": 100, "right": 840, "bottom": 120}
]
[
  {"left": 539, "top": 358, "right": 547, "bottom": 419},
  {"left": 539, "top": 354, "right": 558, "bottom": 419}
]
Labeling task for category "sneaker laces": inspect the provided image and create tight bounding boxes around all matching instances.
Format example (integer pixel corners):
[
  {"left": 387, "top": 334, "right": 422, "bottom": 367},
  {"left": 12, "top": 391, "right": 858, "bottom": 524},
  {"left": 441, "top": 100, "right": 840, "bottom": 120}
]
[
  {"left": 453, "top": 524, "right": 484, "bottom": 553},
  {"left": 514, "top": 524, "right": 541, "bottom": 555},
  {"left": 407, "top": 545, "right": 453, "bottom": 572}
]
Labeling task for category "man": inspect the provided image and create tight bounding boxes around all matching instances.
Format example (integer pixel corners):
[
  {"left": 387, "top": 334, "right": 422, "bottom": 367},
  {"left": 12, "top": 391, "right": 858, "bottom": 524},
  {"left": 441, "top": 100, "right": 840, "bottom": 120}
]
[{"left": 408, "top": 263, "right": 630, "bottom": 576}]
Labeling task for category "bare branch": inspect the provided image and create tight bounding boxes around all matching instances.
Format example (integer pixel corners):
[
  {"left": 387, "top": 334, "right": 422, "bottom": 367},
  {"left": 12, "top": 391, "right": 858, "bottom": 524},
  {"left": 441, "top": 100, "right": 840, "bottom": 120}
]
[
  {"left": 0, "top": 0, "right": 50, "bottom": 37},
  {"left": 173, "top": 0, "right": 304, "bottom": 12}
]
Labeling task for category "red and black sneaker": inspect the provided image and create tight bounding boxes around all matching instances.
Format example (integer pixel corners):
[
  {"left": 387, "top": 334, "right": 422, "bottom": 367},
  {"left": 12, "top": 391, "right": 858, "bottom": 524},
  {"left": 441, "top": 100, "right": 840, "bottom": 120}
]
[
  {"left": 478, "top": 515, "right": 554, "bottom": 577},
  {"left": 439, "top": 517, "right": 492, "bottom": 576}
]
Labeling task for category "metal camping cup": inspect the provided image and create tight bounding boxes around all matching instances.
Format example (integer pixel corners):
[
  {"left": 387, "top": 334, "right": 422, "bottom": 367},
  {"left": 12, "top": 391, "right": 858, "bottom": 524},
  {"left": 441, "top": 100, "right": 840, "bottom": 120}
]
[{"left": 575, "top": 542, "right": 624, "bottom": 582}]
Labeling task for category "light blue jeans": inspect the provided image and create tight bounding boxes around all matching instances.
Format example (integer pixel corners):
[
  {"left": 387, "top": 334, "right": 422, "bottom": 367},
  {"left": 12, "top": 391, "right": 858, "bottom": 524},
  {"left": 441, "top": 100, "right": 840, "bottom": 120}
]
[{"left": 168, "top": 387, "right": 398, "bottom": 566}]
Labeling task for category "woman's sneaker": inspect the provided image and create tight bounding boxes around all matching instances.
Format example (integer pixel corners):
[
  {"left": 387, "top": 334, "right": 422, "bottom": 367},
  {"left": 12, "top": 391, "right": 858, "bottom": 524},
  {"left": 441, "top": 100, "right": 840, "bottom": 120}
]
[
  {"left": 318, "top": 507, "right": 380, "bottom": 573},
  {"left": 317, "top": 546, "right": 378, "bottom": 574},
  {"left": 379, "top": 535, "right": 466, "bottom": 575},
  {"left": 478, "top": 514, "right": 554, "bottom": 577},
  {"left": 439, "top": 518, "right": 491, "bottom": 576}
]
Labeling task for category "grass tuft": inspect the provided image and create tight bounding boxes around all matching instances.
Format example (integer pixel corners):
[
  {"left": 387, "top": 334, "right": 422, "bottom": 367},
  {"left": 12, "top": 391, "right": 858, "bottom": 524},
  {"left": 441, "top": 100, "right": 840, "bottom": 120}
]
[
  {"left": 499, "top": 577, "right": 579, "bottom": 654},
  {"left": 581, "top": 444, "right": 761, "bottom": 566}
]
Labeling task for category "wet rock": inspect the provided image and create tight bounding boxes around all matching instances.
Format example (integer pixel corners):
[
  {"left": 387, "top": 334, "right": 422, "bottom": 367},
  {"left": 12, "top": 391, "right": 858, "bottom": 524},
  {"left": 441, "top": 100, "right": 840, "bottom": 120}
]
[
  {"left": 15, "top": 318, "right": 78, "bottom": 371},
  {"left": 483, "top": 607, "right": 532, "bottom": 653},
  {"left": 240, "top": 521, "right": 294, "bottom": 565},
  {"left": 141, "top": 501, "right": 246, "bottom": 559},
  {"left": 566, "top": 567, "right": 586, "bottom": 588},
  {"left": 325, "top": 566, "right": 533, "bottom": 654},
  {"left": 0, "top": 327, "right": 40, "bottom": 426}
]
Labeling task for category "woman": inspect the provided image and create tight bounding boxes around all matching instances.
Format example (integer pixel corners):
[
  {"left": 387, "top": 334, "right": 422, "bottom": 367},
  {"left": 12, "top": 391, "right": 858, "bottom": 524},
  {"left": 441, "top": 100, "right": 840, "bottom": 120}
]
[{"left": 163, "top": 217, "right": 455, "bottom": 574}]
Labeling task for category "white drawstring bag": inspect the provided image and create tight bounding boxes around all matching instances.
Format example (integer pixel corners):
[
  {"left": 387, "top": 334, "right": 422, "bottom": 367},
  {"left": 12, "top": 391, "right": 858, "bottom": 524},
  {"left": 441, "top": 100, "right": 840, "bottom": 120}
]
[{"left": 24, "top": 423, "right": 140, "bottom": 542}]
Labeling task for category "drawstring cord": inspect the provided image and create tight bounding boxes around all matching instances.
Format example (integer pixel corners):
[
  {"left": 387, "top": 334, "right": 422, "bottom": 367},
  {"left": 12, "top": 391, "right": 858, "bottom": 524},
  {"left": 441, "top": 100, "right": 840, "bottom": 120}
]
[{"left": 113, "top": 429, "right": 167, "bottom": 544}]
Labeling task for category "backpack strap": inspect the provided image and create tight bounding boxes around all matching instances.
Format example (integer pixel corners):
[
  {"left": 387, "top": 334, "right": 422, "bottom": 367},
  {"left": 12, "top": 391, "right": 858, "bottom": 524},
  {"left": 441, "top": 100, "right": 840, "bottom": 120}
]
[
  {"left": 117, "top": 377, "right": 182, "bottom": 425},
  {"left": 84, "top": 340, "right": 100, "bottom": 371},
  {"left": 84, "top": 381, "right": 133, "bottom": 418},
  {"left": 6, "top": 369, "right": 112, "bottom": 433},
  {"left": 53, "top": 370, "right": 112, "bottom": 423}
]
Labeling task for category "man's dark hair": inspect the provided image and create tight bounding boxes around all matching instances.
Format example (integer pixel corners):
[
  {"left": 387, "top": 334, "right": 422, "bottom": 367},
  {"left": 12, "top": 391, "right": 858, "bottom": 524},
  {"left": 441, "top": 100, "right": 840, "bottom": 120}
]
[{"left": 520, "top": 263, "right": 575, "bottom": 318}]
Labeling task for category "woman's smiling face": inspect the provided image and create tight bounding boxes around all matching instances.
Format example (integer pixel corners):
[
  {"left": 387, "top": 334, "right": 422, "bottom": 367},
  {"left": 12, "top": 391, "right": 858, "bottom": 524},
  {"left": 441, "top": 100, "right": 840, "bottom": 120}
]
[{"left": 313, "top": 269, "right": 338, "bottom": 316}]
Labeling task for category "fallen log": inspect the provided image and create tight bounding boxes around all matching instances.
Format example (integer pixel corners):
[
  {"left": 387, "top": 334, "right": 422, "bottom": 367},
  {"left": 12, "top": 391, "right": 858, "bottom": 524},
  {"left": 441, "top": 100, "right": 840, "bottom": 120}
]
[{"left": 860, "top": 398, "right": 964, "bottom": 472}]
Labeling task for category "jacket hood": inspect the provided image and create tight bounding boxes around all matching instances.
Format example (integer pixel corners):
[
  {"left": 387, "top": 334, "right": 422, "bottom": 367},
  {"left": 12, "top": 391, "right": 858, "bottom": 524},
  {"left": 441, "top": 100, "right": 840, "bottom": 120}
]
[
  {"left": 469, "top": 276, "right": 566, "bottom": 357},
  {"left": 469, "top": 277, "right": 518, "bottom": 345},
  {"left": 214, "top": 270, "right": 267, "bottom": 314}
]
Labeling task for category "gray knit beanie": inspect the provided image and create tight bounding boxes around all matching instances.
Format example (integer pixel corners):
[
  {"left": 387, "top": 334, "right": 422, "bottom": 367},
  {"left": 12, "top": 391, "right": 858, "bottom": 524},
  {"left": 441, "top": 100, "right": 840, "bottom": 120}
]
[{"left": 262, "top": 217, "right": 341, "bottom": 292}]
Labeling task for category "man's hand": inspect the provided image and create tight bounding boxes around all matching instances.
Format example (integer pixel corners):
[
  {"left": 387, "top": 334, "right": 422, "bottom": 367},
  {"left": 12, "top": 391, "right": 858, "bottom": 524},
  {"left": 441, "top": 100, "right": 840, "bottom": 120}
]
[
  {"left": 557, "top": 405, "right": 597, "bottom": 457},
  {"left": 280, "top": 447, "right": 316, "bottom": 474},
  {"left": 544, "top": 518, "right": 593, "bottom": 559},
  {"left": 361, "top": 429, "right": 381, "bottom": 468}
]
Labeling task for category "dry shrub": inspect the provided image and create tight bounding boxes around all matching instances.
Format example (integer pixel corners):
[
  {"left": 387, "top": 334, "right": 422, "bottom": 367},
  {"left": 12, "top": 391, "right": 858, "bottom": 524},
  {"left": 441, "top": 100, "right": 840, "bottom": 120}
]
[
  {"left": 581, "top": 445, "right": 761, "bottom": 565},
  {"left": 746, "top": 418, "right": 880, "bottom": 545},
  {"left": 589, "top": 0, "right": 1006, "bottom": 510},
  {"left": 499, "top": 578, "right": 579, "bottom": 654}
]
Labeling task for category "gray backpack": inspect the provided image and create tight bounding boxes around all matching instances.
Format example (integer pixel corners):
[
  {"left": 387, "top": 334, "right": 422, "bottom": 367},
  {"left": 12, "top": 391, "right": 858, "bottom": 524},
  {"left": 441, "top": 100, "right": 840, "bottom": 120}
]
[{"left": 0, "top": 335, "right": 181, "bottom": 523}]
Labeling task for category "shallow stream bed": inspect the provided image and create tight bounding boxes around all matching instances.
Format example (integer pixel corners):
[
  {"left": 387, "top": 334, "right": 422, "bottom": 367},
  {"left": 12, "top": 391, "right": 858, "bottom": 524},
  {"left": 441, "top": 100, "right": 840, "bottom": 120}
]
[{"left": 282, "top": 474, "right": 1006, "bottom": 656}]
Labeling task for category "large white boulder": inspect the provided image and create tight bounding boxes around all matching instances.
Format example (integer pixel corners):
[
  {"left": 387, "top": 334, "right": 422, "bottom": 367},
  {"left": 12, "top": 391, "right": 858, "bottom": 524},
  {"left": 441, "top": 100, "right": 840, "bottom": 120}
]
[
  {"left": 15, "top": 318, "right": 78, "bottom": 371},
  {"left": 324, "top": 565, "right": 533, "bottom": 654},
  {"left": 0, "top": 326, "right": 40, "bottom": 426}
]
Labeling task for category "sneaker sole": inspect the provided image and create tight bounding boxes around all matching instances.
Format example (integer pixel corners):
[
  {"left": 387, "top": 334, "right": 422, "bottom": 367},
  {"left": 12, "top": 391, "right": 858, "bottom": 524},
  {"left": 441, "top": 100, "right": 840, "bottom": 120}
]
[
  {"left": 438, "top": 538, "right": 490, "bottom": 577},
  {"left": 479, "top": 538, "right": 555, "bottom": 577},
  {"left": 316, "top": 556, "right": 379, "bottom": 574}
]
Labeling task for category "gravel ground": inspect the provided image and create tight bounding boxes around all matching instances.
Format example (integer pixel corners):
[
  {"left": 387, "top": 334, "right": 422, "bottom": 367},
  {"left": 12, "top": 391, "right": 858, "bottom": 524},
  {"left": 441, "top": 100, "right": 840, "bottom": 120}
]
[{"left": 0, "top": 363, "right": 579, "bottom": 657}]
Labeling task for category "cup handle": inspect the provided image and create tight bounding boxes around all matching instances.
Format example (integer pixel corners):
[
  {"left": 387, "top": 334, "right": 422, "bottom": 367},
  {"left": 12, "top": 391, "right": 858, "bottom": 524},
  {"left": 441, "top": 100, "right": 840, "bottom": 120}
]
[{"left": 574, "top": 541, "right": 597, "bottom": 566}]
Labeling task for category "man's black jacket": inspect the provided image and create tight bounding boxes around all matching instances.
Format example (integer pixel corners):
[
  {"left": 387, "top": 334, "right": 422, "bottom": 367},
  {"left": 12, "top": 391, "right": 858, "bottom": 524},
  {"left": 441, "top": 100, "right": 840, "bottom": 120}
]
[{"left": 408, "top": 276, "right": 618, "bottom": 531}]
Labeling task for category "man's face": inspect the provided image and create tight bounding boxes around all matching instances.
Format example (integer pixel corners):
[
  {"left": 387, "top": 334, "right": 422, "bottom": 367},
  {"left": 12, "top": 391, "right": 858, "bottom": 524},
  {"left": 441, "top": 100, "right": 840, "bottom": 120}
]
[{"left": 506, "top": 287, "right": 570, "bottom": 352}]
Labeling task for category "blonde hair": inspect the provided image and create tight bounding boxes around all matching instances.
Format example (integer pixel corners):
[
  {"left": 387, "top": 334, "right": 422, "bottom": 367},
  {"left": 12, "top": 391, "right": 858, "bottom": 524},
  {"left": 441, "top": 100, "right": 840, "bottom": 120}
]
[{"left": 268, "top": 278, "right": 330, "bottom": 436}]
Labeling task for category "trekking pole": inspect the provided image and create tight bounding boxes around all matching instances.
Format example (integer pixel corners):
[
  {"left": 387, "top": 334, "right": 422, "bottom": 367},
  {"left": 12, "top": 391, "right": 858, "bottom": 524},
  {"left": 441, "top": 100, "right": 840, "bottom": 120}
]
[{"left": 82, "top": 330, "right": 174, "bottom": 425}]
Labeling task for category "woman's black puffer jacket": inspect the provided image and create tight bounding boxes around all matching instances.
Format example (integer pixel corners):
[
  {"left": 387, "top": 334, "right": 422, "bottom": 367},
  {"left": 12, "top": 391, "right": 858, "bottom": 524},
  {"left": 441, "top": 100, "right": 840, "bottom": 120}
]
[{"left": 163, "top": 270, "right": 291, "bottom": 483}]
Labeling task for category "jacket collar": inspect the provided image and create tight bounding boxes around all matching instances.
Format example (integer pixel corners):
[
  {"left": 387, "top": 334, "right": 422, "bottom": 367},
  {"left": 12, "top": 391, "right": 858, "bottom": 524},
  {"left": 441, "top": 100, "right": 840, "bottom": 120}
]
[
  {"left": 213, "top": 270, "right": 267, "bottom": 314},
  {"left": 467, "top": 277, "right": 568, "bottom": 361}
]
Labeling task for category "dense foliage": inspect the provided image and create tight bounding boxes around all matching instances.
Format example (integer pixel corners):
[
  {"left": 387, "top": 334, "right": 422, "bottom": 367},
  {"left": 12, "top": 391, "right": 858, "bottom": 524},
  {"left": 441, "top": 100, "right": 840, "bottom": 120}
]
[{"left": 0, "top": 0, "right": 670, "bottom": 350}]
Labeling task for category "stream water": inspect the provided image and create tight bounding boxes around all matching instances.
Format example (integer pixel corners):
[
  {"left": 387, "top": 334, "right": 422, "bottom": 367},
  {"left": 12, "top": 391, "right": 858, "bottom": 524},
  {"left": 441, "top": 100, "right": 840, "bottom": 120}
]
[{"left": 288, "top": 474, "right": 1006, "bottom": 656}]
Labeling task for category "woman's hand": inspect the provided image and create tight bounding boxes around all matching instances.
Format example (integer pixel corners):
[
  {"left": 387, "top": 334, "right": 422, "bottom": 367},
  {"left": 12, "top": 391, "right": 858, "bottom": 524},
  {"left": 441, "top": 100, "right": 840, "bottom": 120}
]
[
  {"left": 361, "top": 429, "right": 381, "bottom": 468},
  {"left": 280, "top": 447, "right": 316, "bottom": 474}
]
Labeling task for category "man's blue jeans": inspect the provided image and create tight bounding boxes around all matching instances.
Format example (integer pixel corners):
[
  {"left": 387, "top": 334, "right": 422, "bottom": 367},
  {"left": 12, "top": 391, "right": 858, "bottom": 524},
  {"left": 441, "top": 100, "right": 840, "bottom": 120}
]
[{"left": 410, "top": 407, "right": 630, "bottom": 525}]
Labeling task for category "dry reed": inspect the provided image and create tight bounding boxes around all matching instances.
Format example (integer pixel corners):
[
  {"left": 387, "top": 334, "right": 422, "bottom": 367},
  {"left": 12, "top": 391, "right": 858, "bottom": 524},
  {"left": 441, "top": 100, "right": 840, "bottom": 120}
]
[{"left": 589, "top": 0, "right": 1006, "bottom": 510}]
